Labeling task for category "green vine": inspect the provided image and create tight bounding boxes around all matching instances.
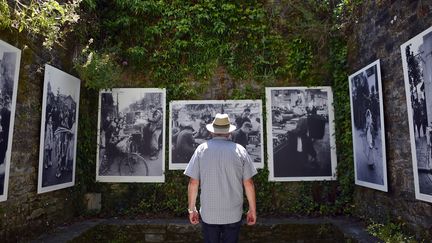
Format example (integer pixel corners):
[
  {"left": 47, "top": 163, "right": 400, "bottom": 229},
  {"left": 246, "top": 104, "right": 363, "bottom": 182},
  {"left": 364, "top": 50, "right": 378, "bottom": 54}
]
[
  {"left": 0, "top": 0, "right": 360, "bottom": 218},
  {"left": 0, "top": 0, "right": 11, "bottom": 29},
  {"left": 329, "top": 38, "right": 354, "bottom": 214},
  {"left": 0, "top": 0, "right": 81, "bottom": 49},
  {"left": 74, "top": 0, "right": 342, "bottom": 88},
  {"left": 67, "top": 0, "right": 360, "bottom": 218}
]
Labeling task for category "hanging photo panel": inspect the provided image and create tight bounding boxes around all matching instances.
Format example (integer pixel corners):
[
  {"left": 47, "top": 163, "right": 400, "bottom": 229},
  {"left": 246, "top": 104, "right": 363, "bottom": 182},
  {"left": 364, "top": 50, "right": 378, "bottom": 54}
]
[
  {"left": 401, "top": 25, "right": 432, "bottom": 203},
  {"left": 96, "top": 88, "right": 166, "bottom": 183},
  {"left": 38, "top": 65, "right": 81, "bottom": 193},
  {"left": 0, "top": 40, "right": 21, "bottom": 202},
  {"left": 266, "top": 87, "right": 337, "bottom": 181},
  {"left": 348, "top": 59, "right": 388, "bottom": 192},
  {"left": 169, "top": 100, "right": 264, "bottom": 170}
]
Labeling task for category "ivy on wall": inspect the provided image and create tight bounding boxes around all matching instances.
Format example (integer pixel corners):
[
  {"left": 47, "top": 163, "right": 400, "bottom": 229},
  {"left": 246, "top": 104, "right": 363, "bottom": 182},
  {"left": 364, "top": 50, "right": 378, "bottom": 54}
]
[
  {"left": 70, "top": 0, "right": 360, "bottom": 217},
  {"left": 0, "top": 0, "right": 359, "bottom": 217},
  {"left": 0, "top": 0, "right": 81, "bottom": 49}
]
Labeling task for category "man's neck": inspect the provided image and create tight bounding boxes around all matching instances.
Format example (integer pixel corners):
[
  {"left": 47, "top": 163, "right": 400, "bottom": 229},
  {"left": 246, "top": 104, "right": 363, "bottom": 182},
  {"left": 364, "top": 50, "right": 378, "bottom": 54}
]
[{"left": 212, "top": 134, "right": 230, "bottom": 139}]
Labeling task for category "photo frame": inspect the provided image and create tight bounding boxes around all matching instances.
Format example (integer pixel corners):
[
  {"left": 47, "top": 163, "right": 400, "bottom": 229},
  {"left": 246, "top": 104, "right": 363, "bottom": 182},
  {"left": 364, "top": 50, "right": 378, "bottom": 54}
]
[
  {"left": 266, "top": 87, "right": 337, "bottom": 181},
  {"left": 169, "top": 100, "right": 264, "bottom": 170},
  {"left": 401, "top": 25, "right": 432, "bottom": 202},
  {"left": 96, "top": 88, "right": 166, "bottom": 183},
  {"left": 348, "top": 59, "right": 388, "bottom": 192},
  {"left": 0, "top": 40, "right": 21, "bottom": 201},
  {"left": 38, "top": 64, "right": 81, "bottom": 193}
]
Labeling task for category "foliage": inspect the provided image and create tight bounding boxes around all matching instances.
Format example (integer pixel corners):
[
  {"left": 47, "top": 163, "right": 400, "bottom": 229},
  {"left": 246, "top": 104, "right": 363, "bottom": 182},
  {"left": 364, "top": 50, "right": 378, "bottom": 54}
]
[
  {"left": 329, "top": 38, "right": 355, "bottom": 214},
  {"left": 75, "top": 0, "right": 344, "bottom": 88},
  {"left": 69, "top": 0, "right": 359, "bottom": 218},
  {"left": 0, "top": 0, "right": 11, "bottom": 29},
  {"left": 0, "top": 0, "right": 81, "bottom": 49},
  {"left": 367, "top": 221, "right": 418, "bottom": 243},
  {"left": 74, "top": 39, "right": 122, "bottom": 90}
]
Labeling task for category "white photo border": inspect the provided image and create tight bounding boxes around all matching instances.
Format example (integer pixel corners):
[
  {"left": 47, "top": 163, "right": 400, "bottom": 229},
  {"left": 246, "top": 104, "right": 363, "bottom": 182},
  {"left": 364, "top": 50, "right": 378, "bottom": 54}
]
[
  {"left": 348, "top": 59, "right": 388, "bottom": 192},
  {"left": 168, "top": 99, "right": 265, "bottom": 170},
  {"left": 401, "top": 25, "right": 432, "bottom": 203},
  {"left": 266, "top": 86, "right": 337, "bottom": 181},
  {"left": 95, "top": 88, "right": 166, "bottom": 183},
  {"left": 37, "top": 64, "right": 81, "bottom": 194},
  {"left": 0, "top": 40, "right": 21, "bottom": 202}
]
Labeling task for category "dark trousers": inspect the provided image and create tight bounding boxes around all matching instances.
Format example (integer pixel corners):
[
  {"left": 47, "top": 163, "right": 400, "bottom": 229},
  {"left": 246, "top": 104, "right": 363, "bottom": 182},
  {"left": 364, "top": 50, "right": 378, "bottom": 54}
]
[{"left": 201, "top": 220, "right": 242, "bottom": 243}]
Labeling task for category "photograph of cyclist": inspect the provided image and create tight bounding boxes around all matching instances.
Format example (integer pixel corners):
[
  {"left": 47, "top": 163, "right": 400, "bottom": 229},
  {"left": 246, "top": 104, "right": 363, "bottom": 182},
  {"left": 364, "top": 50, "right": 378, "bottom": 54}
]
[
  {"left": 349, "top": 60, "right": 388, "bottom": 192},
  {"left": 401, "top": 26, "right": 432, "bottom": 203},
  {"left": 96, "top": 88, "right": 165, "bottom": 183},
  {"left": 0, "top": 40, "right": 21, "bottom": 202},
  {"left": 169, "top": 100, "right": 263, "bottom": 170},
  {"left": 38, "top": 65, "right": 80, "bottom": 194}
]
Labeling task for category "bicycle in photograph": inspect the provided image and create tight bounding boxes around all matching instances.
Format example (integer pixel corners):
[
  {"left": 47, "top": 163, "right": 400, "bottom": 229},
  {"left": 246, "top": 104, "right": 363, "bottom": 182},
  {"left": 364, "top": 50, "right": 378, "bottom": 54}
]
[{"left": 116, "top": 134, "right": 149, "bottom": 176}]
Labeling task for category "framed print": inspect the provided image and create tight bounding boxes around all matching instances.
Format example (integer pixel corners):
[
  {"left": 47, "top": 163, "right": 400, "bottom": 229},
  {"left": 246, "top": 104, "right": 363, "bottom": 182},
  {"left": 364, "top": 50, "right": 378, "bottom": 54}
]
[
  {"left": 401, "top": 25, "right": 432, "bottom": 202},
  {"left": 0, "top": 40, "right": 21, "bottom": 201},
  {"left": 169, "top": 100, "right": 264, "bottom": 170},
  {"left": 38, "top": 64, "right": 80, "bottom": 193},
  {"left": 349, "top": 59, "right": 388, "bottom": 192},
  {"left": 266, "top": 87, "right": 337, "bottom": 181},
  {"left": 96, "top": 88, "right": 166, "bottom": 183}
]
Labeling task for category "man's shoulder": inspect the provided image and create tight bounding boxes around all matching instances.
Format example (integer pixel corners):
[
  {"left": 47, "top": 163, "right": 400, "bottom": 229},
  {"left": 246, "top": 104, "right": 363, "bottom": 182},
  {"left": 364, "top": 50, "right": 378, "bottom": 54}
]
[
  {"left": 195, "top": 141, "right": 209, "bottom": 152},
  {"left": 232, "top": 142, "right": 249, "bottom": 156},
  {"left": 217, "top": 139, "right": 245, "bottom": 151}
]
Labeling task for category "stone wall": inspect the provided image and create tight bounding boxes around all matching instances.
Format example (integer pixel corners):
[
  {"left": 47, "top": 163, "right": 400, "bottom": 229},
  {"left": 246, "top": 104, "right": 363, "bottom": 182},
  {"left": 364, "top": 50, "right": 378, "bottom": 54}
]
[
  {"left": 0, "top": 29, "right": 77, "bottom": 241},
  {"left": 2, "top": 0, "right": 432, "bottom": 241},
  {"left": 347, "top": 0, "right": 432, "bottom": 239}
]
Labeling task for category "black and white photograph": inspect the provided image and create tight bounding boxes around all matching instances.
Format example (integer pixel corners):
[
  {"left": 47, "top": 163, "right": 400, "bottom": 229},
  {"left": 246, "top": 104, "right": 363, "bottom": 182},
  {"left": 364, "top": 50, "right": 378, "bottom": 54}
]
[
  {"left": 266, "top": 87, "right": 337, "bottom": 181},
  {"left": 401, "top": 25, "right": 432, "bottom": 203},
  {"left": 96, "top": 88, "right": 166, "bottom": 183},
  {"left": 349, "top": 60, "right": 388, "bottom": 192},
  {"left": 38, "top": 65, "right": 80, "bottom": 194},
  {"left": 169, "top": 100, "right": 264, "bottom": 170},
  {"left": 0, "top": 40, "right": 21, "bottom": 202}
]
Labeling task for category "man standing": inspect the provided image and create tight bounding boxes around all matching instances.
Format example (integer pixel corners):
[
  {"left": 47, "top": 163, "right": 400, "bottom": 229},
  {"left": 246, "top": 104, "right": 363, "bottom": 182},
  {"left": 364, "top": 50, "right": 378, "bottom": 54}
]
[
  {"left": 235, "top": 108, "right": 251, "bottom": 129},
  {"left": 184, "top": 113, "right": 257, "bottom": 243},
  {"left": 231, "top": 121, "right": 253, "bottom": 149},
  {"left": 148, "top": 104, "right": 162, "bottom": 160}
]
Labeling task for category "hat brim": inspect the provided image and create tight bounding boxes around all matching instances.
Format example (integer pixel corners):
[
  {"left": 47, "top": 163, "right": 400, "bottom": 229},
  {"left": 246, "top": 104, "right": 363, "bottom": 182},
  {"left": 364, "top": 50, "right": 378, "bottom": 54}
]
[{"left": 206, "top": 124, "right": 236, "bottom": 134}]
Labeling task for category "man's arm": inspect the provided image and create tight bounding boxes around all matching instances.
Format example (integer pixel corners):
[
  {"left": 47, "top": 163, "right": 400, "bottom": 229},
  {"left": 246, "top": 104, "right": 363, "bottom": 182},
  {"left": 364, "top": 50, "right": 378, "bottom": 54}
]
[
  {"left": 243, "top": 178, "right": 256, "bottom": 225},
  {"left": 187, "top": 178, "right": 200, "bottom": 224}
]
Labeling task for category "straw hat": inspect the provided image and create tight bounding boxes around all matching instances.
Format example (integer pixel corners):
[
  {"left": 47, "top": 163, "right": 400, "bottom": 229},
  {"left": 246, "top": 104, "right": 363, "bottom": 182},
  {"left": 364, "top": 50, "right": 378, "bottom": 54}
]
[{"left": 206, "top": 113, "right": 236, "bottom": 134}]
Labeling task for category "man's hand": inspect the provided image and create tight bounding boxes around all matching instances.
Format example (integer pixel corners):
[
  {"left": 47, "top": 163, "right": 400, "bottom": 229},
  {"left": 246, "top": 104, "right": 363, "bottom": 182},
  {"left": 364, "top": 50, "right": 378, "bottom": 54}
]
[
  {"left": 246, "top": 210, "right": 256, "bottom": 225},
  {"left": 243, "top": 178, "right": 256, "bottom": 226},
  {"left": 188, "top": 211, "right": 200, "bottom": 225}
]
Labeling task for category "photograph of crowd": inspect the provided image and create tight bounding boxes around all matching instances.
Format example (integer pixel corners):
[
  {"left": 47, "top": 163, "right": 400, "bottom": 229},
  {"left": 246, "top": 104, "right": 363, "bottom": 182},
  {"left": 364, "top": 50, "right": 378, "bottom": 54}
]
[
  {"left": 349, "top": 60, "right": 388, "bottom": 192},
  {"left": 169, "top": 100, "right": 264, "bottom": 170},
  {"left": 266, "top": 87, "right": 337, "bottom": 181},
  {"left": 0, "top": 40, "right": 20, "bottom": 202},
  {"left": 401, "top": 25, "right": 432, "bottom": 203},
  {"left": 96, "top": 88, "right": 165, "bottom": 183},
  {"left": 38, "top": 65, "right": 80, "bottom": 194}
]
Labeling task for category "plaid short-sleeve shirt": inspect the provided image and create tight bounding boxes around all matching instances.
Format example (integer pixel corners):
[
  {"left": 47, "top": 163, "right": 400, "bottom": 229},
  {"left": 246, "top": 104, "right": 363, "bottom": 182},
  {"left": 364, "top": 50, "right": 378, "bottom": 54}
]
[{"left": 184, "top": 137, "right": 257, "bottom": 224}]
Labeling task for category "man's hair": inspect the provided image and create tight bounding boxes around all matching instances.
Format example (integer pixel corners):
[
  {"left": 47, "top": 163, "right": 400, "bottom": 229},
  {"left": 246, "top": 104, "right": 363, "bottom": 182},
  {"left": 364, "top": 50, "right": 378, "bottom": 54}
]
[
  {"left": 212, "top": 132, "right": 230, "bottom": 137},
  {"left": 243, "top": 108, "right": 251, "bottom": 113}
]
